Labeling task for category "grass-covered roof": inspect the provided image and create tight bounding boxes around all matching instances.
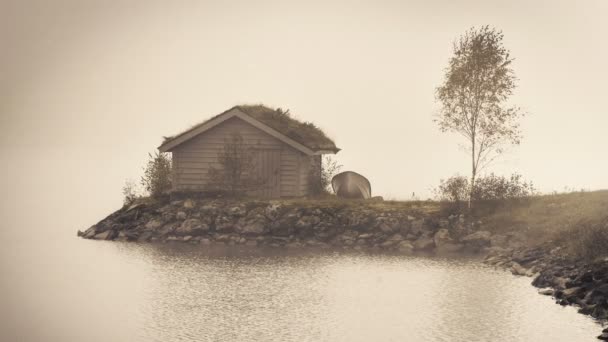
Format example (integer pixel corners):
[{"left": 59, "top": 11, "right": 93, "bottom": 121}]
[{"left": 163, "top": 105, "right": 339, "bottom": 152}]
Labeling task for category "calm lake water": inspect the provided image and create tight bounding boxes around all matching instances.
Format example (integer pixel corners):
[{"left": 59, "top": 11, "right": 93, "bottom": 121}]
[
  {"left": 0, "top": 151, "right": 602, "bottom": 341},
  {"left": 0, "top": 233, "right": 603, "bottom": 342}
]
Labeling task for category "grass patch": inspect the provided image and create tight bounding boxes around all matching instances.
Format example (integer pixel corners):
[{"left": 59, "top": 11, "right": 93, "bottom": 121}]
[{"left": 474, "top": 190, "right": 608, "bottom": 252}]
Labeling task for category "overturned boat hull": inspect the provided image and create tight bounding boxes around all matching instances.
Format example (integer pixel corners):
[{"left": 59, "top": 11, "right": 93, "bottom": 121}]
[{"left": 331, "top": 171, "right": 371, "bottom": 199}]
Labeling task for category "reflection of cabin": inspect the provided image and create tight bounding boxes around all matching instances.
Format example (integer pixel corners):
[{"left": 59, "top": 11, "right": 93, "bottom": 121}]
[{"left": 158, "top": 105, "right": 339, "bottom": 198}]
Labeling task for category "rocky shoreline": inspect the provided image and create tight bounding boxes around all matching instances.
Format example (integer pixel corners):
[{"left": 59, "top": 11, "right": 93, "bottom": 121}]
[
  {"left": 78, "top": 198, "right": 524, "bottom": 254},
  {"left": 79, "top": 197, "right": 607, "bottom": 338},
  {"left": 484, "top": 245, "right": 608, "bottom": 339}
]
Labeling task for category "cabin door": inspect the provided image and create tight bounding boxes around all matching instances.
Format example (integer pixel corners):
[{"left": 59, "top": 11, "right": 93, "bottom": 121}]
[{"left": 254, "top": 149, "right": 281, "bottom": 198}]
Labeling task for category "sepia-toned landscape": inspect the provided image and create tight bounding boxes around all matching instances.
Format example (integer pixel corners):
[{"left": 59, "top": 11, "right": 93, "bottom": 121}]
[{"left": 2, "top": 1, "right": 607, "bottom": 341}]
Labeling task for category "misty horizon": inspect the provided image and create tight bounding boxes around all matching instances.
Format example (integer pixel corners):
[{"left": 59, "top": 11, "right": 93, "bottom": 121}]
[{"left": 2, "top": 0, "right": 607, "bottom": 205}]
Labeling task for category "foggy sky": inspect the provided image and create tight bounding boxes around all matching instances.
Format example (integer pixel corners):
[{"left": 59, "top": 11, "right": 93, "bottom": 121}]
[{"left": 2, "top": 0, "right": 607, "bottom": 205}]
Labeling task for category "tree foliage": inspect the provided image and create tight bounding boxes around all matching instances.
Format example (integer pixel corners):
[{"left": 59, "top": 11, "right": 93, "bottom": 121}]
[
  {"left": 207, "top": 133, "right": 265, "bottom": 196},
  {"left": 141, "top": 152, "right": 172, "bottom": 199},
  {"left": 436, "top": 26, "right": 524, "bottom": 207}
]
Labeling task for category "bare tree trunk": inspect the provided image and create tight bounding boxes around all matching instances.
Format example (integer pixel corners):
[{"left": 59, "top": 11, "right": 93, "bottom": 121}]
[{"left": 469, "top": 134, "right": 476, "bottom": 210}]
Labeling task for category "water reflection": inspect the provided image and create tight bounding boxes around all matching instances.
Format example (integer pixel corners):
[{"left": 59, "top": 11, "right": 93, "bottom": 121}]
[
  {"left": 1, "top": 238, "right": 601, "bottom": 342},
  {"left": 120, "top": 244, "right": 599, "bottom": 342}
]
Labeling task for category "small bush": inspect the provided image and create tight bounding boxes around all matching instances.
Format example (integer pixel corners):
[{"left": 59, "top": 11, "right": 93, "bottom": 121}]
[
  {"left": 435, "top": 173, "right": 536, "bottom": 203},
  {"left": 122, "top": 179, "right": 143, "bottom": 206},
  {"left": 472, "top": 173, "right": 537, "bottom": 201},
  {"left": 434, "top": 174, "right": 470, "bottom": 203},
  {"left": 308, "top": 155, "right": 342, "bottom": 196},
  {"left": 207, "top": 132, "right": 265, "bottom": 196},
  {"left": 141, "top": 152, "right": 172, "bottom": 199}
]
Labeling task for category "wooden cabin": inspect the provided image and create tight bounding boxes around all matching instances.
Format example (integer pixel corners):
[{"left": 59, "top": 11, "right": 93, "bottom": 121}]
[{"left": 158, "top": 105, "right": 339, "bottom": 198}]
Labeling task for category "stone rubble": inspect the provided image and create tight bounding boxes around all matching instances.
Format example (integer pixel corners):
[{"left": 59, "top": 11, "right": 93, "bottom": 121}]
[{"left": 78, "top": 199, "right": 517, "bottom": 255}]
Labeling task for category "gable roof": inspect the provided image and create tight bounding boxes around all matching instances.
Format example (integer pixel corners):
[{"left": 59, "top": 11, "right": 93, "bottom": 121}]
[{"left": 158, "top": 105, "right": 340, "bottom": 155}]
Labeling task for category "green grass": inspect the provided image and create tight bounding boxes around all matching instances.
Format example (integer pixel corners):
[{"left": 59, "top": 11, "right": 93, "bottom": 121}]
[
  {"left": 278, "top": 197, "right": 441, "bottom": 215},
  {"left": 478, "top": 190, "right": 608, "bottom": 237},
  {"left": 471, "top": 190, "right": 608, "bottom": 259},
  {"left": 163, "top": 104, "right": 338, "bottom": 151}
]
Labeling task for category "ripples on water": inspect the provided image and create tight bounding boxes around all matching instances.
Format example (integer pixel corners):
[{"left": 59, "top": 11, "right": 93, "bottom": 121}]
[
  {"left": 124, "top": 243, "right": 602, "bottom": 342},
  {"left": 1, "top": 239, "right": 603, "bottom": 342}
]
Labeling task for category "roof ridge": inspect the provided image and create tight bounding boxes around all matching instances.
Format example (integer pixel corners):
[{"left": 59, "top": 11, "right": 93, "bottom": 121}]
[{"left": 160, "top": 104, "right": 339, "bottom": 153}]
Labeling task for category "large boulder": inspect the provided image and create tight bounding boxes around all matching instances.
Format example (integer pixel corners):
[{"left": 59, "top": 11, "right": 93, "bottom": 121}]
[
  {"left": 433, "top": 228, "right": 464, "bottom": 253},
  {"left": 592, "top": 283, "right": 608, "bottom": 296},
  {"left": 460, "top": 230, "right": 492, "bottom": 248},
  {"left": 315, "top": 226, "right": 339, "bottom": 241},
  {"left": 433, "top": 229, "right": 452, "bottom": 246},
  {"left": 94, "top": 230, "right": 115, "bottom": 240},
  {"left": 374, "top": 216, "right": 400, "bottom": 234},
  {"left": 183, "top": 199, "right": 195, "bottom": 209},
  {"left": 175, "top": 218, "right": 209, "bottom": 236},
  {"left": 397, "top": 241, "right": 414, "bottom": 253},
  {"left": 413, "top": 235, "right": 435, "bottom": 251},
  {"left": 295, "top": 215, "right": 321, "bottom": 231},
  {"left": 227, "top": 205, "right": 247, "bottom": 217},
  {"left": 337, "top": 210, "right": 373, "bottom": 230},
  {"left": 137, "top": 231, "right": 153, "bottom": 242},
  {"left": 379, "top": 233, "right": 404, "bottom": 248},
  {"left": 215, "top": 214, "right": 236, "bottom": 233},
  {"left": 145, "top": 219, "right": 163, "bottom": 231},
  {"left": 237, "top": 220, "right": 266, "bottom": 235},
  {"left": 410, "top": 219, "right": 426, "bottom": 235},
  {"left": 157, "top": 222, "right": 178, "bottom": 237},
  {"left": 336, "top": 230, "right": 359, "bottom": 245},
  {"left": 489, "top": 234, "right": 508, "bottom": 247},
  {"left": 264, "top": 203, "right": 282, "bottom": 221},
  {"left": 82, "top": 226, "right": 97, "bottom": 239},
  {"left": 236, "top": 212, "right": 268, "bottom": 235},
  {"left": 269, "top": 209, "right": 299, "bottom": 236},
  {"left": 511, "top": 262, "right": 534, "bottom": 276}
]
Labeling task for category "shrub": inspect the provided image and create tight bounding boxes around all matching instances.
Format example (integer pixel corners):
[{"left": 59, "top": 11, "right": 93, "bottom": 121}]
[
  {"left": 435, "top": 173, "right": 536, "bottom": 203},
  {"left": 207, "top": 132, "right": 265, "bottom": 196},
  {"left": 434, "top": 174, "right": 470, "bottom": 203},
  {"left": 122, "top": 179, "right": 143, "bottom": 206},
  {"left": 141, "top": 152, "right": 172, "bottom": 199},
  {"left": 308, "top": 155, "right": 342, "bottom": 196}
]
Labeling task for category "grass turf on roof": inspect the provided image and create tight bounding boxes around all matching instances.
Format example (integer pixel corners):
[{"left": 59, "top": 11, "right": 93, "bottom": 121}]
[{"left": 164, "top": 104, "right": 338, "bottom": 152}]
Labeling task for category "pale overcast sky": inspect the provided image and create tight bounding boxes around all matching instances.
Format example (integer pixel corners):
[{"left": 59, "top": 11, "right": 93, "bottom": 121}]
[{"left": 1, "top": 0, "right": 607, "bottom": 204}]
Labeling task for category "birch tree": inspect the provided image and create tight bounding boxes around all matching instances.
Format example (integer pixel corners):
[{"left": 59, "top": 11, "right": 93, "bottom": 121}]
[{"left": 435, "top": 26, "right": 524, "bottom": 208}]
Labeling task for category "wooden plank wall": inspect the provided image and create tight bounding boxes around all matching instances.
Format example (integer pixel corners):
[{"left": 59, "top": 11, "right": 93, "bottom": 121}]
[
  {"left": 171, "top": 116, "right": 309, "bottom": 197},
  {"left": 299, "top": 154, "right": 321, "bottom": 196}
]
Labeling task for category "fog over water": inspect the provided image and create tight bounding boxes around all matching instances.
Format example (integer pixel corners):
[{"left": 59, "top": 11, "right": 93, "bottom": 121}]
[
  {"left": 1, "top": 1, "right": 607, "bottom": 341},
  {"left": 0, "top": 153, "right": 604, "bottom": 341}
]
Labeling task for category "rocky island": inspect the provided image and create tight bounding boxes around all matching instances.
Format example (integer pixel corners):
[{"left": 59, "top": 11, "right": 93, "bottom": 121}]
[
  {"left": 78, "top": 198, "right": 520, "bottom": 254},
  {"left": 79, "top": 192, "right": 608, "bottom": 337}
]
